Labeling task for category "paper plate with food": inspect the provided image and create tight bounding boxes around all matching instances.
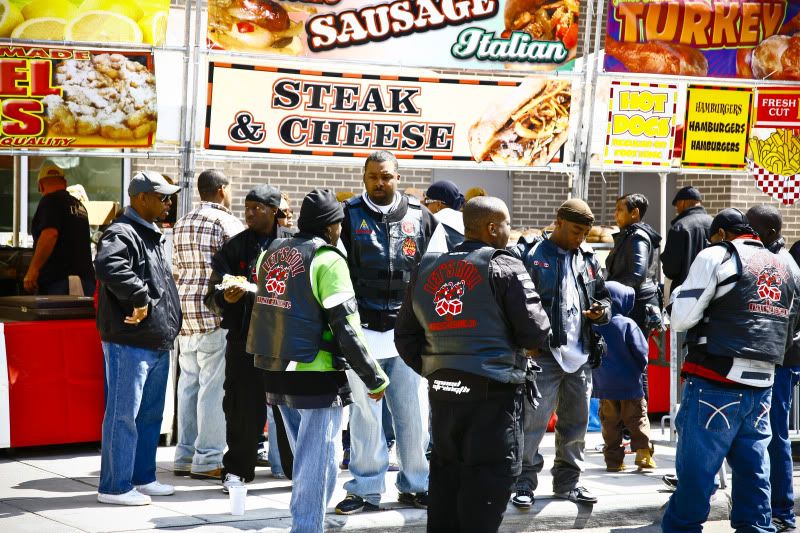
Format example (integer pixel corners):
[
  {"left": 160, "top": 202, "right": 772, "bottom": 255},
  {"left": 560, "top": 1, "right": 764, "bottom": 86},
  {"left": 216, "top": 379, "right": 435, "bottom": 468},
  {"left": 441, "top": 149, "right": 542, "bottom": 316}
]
[{"left": 218, "top": 274, "right": 258, "bottom": 293}]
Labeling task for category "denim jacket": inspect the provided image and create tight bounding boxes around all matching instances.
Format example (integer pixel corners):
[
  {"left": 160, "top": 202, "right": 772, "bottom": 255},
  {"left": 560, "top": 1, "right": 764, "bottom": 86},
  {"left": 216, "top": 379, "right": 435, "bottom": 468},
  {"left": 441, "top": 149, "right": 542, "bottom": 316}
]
[{"left": 511, "top": 235, "right": 611, "bottom": 353}]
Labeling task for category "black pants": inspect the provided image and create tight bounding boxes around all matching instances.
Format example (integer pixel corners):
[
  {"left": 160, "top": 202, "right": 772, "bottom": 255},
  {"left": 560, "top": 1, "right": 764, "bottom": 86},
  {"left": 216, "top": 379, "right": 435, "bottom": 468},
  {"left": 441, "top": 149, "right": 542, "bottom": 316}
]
[
  {"left": 428, "top": 386, "right": 523, "bottom": 533},
  {"left": 222, "top": 340, "right": 267, "bottom": 482}
]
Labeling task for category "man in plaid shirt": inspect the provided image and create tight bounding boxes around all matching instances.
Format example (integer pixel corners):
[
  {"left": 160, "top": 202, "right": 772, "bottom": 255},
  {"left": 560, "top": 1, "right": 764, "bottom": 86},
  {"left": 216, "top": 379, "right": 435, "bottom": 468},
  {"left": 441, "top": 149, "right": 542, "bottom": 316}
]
[{"left": 172, "top": 170, "right": 244, "bottom": 479}]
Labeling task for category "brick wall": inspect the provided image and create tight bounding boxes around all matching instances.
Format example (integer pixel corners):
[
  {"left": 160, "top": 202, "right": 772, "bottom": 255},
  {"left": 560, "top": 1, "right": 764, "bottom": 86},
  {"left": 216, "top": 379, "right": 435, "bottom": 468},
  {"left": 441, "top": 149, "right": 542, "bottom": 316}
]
[{"left": 676, "top": 174, "right": 800, "bottom": 247}]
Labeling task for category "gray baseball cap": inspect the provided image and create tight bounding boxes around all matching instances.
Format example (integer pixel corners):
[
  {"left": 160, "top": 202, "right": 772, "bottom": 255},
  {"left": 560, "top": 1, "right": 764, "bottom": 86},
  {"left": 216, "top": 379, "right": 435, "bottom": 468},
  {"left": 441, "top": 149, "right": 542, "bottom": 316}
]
[{"left": 128, "top": 170, "right": 181, "bottom": 197}]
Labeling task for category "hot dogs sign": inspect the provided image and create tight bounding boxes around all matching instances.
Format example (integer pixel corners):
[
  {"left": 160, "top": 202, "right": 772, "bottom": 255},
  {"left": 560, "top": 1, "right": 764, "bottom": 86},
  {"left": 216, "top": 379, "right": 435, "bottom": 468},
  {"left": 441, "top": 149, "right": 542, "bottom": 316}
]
[
  {"left": 206, "top": 0, "right": 581, "bottom": 71},
  {"left": 204, "top": 62, "right": 575, "bottom": 167},
  {"left": 604, "top": 0, "right": 800, "bottom": 80}
]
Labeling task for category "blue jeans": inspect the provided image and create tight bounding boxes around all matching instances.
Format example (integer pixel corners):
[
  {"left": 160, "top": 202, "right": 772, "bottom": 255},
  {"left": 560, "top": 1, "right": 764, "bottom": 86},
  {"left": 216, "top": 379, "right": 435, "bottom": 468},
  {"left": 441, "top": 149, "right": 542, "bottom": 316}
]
[
  {"left": 662, "top": 377, "right": 774, "bottom": 533},
  {"left": 279, "top": 405, "right": 343, "bottom": 533},
  {"left": 99, "top": 341, "right": 170, "bottom": 495},
  {"left": 517, "top": 351, "right": 592, "bottom": 493},
  {"left": 268, "top": 404, "right": 300, "bottom": 476},
  {"left": 769, "top": 366, "right": 800, "bottom": 526},
  {"left": 343, "top": 356, "right": 429, "bottom": 505},
  {"left": 174, "top": 328, "right": 227, "bottom": 472}
]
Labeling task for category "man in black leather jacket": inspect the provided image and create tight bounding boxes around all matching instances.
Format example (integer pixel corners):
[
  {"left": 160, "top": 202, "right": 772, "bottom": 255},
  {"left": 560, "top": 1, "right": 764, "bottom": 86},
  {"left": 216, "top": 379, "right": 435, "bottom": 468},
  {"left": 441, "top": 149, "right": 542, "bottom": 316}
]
[
  {"left": 606, "top": 193, "right": 662, "bottom": 334},
  {"left": 661, "top": 186, "right": 713, "bottom": 291},
  {"left": 509, "top": 199, "right": 611, "bottom": 508},
  {"left": 205, "top": 185, "right": 295, "bottom": 489}
]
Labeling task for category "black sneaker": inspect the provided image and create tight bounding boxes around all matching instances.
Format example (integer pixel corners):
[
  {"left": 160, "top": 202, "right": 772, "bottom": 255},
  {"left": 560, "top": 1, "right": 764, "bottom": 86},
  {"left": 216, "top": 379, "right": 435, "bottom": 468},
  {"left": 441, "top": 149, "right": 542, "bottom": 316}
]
[
  {"left": 398, "top": 492, "right": 428, "bottom": 509},
  {"left": 511, "top": 489, "right": 534, "bottom": 509},
  {"left": 554, "top": 486, "right": 597, "bottom": 504},
  {"left": 774, "top": 518, "right": 798, "bottom": 533},
  {"left": 334, "top": 494, "right": 380, "bottom": 515},
  {"left": 662, "top": 474, "right": 678, "bottom": 491}
]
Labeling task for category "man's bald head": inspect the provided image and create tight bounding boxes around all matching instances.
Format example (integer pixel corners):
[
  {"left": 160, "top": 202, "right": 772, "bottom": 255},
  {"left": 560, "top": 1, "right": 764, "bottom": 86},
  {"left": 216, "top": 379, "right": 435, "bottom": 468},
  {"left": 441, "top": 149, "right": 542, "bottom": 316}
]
[
  {"left": 746, "top": 204, "right": 782, "bottom": 246},
  {"left": 463, "top": 196, "right": 511, "bottom": 248}
]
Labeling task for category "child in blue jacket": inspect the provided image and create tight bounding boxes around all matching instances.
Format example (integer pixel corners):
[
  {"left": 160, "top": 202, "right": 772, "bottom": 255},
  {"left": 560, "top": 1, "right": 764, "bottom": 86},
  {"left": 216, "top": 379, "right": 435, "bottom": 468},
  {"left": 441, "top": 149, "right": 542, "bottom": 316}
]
[{"left": 592, "top": 281, "right": 655, "bottom": 471}]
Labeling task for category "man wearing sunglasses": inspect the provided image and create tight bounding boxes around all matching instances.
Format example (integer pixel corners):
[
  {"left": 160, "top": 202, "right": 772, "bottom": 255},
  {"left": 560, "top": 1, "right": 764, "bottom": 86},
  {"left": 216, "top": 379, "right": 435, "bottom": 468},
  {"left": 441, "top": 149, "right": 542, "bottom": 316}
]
[{"left": 94, "top": 170, "right": 183, "bottom": 505}]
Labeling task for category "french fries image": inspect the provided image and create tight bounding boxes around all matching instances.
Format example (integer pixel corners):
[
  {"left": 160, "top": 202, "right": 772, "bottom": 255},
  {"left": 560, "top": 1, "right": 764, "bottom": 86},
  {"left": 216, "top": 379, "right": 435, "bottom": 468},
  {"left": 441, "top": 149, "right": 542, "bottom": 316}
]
[{"left": 749, "top": 130, "right": 800, "bottom": 177}]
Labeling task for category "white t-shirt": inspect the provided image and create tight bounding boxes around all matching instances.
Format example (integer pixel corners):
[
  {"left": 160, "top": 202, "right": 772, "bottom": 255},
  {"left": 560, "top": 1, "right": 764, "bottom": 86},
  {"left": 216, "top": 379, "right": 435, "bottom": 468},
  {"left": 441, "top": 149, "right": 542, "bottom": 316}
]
[
  {"left": 426, "top": 208, "right": 464, "bottom": 254},
  {"left": 552, "top": 249, "right": 588, "bottom": 373}
]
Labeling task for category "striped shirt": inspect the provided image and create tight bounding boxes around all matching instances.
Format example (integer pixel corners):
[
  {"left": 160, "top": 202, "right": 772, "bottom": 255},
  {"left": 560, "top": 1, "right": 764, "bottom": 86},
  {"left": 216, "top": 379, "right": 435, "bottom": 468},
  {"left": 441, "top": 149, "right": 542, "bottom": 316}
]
[{"left": 173, "top": 202, "right": 244, "bottom": 334}]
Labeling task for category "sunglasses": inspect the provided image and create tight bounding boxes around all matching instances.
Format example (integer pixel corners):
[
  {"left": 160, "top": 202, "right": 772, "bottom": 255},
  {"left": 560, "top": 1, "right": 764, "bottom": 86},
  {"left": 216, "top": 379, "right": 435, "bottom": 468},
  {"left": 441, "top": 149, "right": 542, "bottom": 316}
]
[
  {"left": 147, "top": 193, "right": 172, "bottom": 203},
  {"left": 423, "top": 197, "right": 442, "bottom": 206}
]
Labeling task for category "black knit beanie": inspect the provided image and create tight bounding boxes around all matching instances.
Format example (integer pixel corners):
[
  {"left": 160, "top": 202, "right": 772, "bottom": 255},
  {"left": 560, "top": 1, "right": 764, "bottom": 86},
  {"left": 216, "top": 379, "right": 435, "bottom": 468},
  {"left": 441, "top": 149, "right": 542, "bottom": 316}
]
[{"left": 298, "top": 189, "right": 345, "bottom": 237}]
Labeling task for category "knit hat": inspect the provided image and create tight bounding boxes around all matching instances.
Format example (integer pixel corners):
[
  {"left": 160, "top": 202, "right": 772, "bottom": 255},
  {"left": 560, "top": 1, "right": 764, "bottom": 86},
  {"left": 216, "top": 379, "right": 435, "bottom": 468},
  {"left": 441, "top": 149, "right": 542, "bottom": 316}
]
[
  {"left": 298, "top": 189, "right": 344, "bottom": 236},
  {"left": 672, "top": 186, "right": 702, "bottom": 205},
  {"left": 709, "top": 208, "right": 753, "bottom": 236},
  {"left": 246, "top": 184, "right": 285, "bottom": 217},
  {"left": 557, "top": 198, "right": 595, "bottom": 226},
  {"left": 425, "top": 180, "right": 465, "bottom": 210}
]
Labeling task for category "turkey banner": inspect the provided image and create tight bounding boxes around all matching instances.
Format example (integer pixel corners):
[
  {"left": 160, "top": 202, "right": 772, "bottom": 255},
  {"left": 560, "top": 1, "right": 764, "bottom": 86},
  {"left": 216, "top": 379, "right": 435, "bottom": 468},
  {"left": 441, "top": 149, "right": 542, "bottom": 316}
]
[
  {"left": 206, "top": 0, "right": 580, "bottom": 72},
  {"left": 604, "top": 0, "right": 800, "bottom": 80},
  {"left": 204, "top": 61, "right": 576, "bottom": 168}
]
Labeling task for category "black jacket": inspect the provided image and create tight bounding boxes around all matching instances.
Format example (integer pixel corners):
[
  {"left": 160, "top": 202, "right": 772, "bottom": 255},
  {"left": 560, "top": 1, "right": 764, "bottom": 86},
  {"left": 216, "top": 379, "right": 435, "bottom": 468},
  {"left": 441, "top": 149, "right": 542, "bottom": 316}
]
[
  {"left": 395, "top": 239, "right": 551, "bottom": 377},
  {"left": 205, "top": 226, "right": 295, "bottom": 343},
  {"left": 661, "top": 206, "right": 713, "bottom": 289},
  {"left": 511, "top": 236, "right": 611, "bottom": 354},
  {"left": 606, "top": 222, "right": 662, "bottom": 297},
  {"left": 94, "top": 210, "right": 182, "bottom": 351}
]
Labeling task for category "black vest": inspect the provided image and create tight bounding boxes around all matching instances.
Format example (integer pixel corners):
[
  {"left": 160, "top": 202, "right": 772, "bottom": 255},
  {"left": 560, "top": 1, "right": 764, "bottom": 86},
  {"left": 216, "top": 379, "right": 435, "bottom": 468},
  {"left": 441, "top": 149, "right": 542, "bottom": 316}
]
[
  {"left": 413, "top": 246, "right": 524, "bottom": 383},
  {"left": 246, "top": 236, "right": 344, "bottom": 363},
  {"left": 688, "top": 239, "right": 796, "bottom": 364},
  {"left": 345, "top": 195, "right": 425, "bottom": 331}
]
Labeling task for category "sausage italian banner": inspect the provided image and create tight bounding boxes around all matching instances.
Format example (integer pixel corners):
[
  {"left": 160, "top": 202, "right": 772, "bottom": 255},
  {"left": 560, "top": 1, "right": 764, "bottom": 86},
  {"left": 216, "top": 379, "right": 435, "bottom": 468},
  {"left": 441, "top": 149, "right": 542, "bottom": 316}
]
[
  {"left": 206, "top": 0, "right": 580, "bottom": 71},
  {"left": 604, "top": 0, "right": 800, "bottom": 80},
  {"left": 0, "top": 45, "right": 156, "bottom": 149},
  {"left": 204, "top": 61, "right": 575, "bottom": 167}
]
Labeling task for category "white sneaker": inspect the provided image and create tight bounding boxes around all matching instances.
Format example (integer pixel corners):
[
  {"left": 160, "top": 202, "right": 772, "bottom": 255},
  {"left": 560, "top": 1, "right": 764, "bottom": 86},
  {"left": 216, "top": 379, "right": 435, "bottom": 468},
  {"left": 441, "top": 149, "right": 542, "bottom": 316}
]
[
  {"left": 223, "top": 473, "right": 245, "bottom": 494},
  {"left": 97, "top": 488, "right": 151, "bottom": 506},
  {"left": 135, "top": 481, "right": 175, "bottom": 496}
]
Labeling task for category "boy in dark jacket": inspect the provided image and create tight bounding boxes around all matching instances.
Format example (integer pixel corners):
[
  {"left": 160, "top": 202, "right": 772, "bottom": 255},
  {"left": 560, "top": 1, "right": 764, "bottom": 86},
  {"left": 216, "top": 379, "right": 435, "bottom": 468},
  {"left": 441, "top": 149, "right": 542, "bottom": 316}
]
[{"left": 592, "top": 281, "right": 654, "bottom": 471}]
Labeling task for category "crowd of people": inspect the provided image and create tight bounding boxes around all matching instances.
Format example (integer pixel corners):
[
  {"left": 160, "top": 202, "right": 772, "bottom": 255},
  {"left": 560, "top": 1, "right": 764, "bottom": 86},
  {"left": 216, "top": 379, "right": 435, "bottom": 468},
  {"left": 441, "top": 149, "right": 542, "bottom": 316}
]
[{"left": 25, "top": 153, "right": 800, "bottom": 533}]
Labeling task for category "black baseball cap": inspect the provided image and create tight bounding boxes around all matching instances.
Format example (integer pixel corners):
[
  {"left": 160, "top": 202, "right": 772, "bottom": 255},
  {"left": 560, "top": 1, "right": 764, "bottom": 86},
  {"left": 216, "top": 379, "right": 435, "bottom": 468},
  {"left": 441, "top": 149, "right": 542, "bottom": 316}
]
[
  {"left": 709, "top": 208, "right": 753, "bottom": 236},
  {"left": 128, "top": 170, "right": 181, "bottom": 197},
  {"left": 672, "top": 186, "right": 702, "bottom": 206},
  {"left": 246, "top": 184, "right": 286, "bottom": 217}
]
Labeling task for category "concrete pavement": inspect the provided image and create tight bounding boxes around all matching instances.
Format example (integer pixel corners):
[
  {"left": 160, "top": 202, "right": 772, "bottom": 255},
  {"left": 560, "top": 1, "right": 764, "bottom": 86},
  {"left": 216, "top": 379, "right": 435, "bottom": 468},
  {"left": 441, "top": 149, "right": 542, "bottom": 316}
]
[{"left": 1, "top": 431, "right": 798, "bottom": 532}]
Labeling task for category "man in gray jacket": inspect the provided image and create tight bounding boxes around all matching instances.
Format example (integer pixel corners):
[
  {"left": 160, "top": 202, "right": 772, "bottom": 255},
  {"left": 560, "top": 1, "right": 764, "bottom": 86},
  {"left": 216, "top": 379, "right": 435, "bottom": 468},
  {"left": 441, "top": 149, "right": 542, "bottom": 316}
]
[{"left": 94, "top": 171, "right": 182, "bottom": 506}]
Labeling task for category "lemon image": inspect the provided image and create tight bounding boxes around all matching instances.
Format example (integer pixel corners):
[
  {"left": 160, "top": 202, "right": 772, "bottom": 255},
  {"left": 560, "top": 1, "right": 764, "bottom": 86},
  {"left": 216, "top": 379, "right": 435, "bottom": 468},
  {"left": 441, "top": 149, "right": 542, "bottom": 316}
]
[
  {"left": 138, "top": 11, "right": 167, "bottom": 46},
  {"left": 0, "top": 0, "right": 24, "bottom": 38},
  {"left": 11, "top": 17, "right": 66, "bottom": 40},
  {"left": 22, "top": 0, "right": 78, "bottom": 21},
  {"left": 77, "top": 0, "right": 143, "bottom": 22},
  {"left": 66, "top": 10, "right": 143, "bottom": 43}
]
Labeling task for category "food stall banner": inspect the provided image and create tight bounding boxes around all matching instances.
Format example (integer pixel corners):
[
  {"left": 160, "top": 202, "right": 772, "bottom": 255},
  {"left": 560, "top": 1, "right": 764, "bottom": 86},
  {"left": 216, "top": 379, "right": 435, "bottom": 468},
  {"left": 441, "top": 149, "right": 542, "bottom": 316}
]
[
  {"left": 749, "top": 87, "right": 800, "bottom": 204},
  {"left": 206, "top": 0, "right": 580, "bottom": 72},
  {"left": 1, "top": 0, "right": 169, "bottom": 46},
  {"left": 681, "top": 85, "right": 752, "bottom": 170},
  {"left": 0, "top": 45, "right": 156, "bottom": 149},
  {"left": 204, "top": 61, "right": 575, "bottom": 167},
  {"left": 604, "top": 0, "right": 800, "bottom": 80},
  {"left": 604, "top": 81, "right": 677, "bottom": 167}
]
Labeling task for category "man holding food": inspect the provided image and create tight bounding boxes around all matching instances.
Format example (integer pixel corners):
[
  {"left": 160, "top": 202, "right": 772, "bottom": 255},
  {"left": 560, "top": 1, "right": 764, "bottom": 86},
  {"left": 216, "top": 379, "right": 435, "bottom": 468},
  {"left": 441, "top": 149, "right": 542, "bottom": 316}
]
[{"left": 205, "top": 184, "right": 294, "bottom": 492}]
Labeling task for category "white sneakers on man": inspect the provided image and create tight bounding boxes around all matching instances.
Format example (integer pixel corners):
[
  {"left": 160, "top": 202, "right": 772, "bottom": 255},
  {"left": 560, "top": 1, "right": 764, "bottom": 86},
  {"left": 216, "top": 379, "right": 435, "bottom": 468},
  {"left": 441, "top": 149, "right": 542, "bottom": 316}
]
[
  {"left": 97, "top": 488, "right": 151, "bottom": 506},
  {"left": 136, "top": 481, "right": 175, "bottom": 496},
  {"left": 223, "top": 473, "right": 245, "bottom": 494}
]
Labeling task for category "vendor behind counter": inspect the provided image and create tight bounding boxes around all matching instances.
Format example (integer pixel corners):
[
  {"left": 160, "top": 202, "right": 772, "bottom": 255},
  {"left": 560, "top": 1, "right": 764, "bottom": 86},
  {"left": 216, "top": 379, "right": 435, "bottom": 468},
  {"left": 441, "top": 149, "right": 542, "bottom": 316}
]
[{"left": 23, "top": 161, "right": 95, "bottom": 297}]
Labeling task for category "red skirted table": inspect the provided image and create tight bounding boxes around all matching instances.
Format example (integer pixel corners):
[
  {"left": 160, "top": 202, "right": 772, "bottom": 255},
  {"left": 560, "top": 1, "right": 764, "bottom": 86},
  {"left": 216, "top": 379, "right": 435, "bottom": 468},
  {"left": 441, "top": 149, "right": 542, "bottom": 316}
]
[{"left": 0, "top": 319, "right": 104, "bottom": 448}]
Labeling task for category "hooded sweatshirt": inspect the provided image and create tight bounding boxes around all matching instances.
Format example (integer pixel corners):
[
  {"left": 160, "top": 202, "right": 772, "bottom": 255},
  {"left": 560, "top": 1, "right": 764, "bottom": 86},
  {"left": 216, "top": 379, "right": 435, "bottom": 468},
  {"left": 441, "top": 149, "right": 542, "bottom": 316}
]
[{"left": 591, "top": 281, "right": 650, "bottom": 400}]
